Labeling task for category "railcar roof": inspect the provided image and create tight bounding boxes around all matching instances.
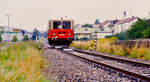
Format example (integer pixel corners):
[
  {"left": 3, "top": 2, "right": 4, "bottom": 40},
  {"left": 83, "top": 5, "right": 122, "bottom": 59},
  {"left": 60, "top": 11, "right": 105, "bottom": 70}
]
[{"left": 49, "top": 20, "right": 74, "bottom": 22}]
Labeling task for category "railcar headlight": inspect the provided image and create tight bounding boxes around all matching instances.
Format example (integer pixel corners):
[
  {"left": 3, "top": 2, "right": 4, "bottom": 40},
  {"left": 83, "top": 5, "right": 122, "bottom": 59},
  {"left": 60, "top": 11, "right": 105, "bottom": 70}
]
[
  {"left": 68, "top": 32, "right": 71, "bottom": 35},
  {"left": 53, "top": 32, "right": 55, "bottom": 35}
]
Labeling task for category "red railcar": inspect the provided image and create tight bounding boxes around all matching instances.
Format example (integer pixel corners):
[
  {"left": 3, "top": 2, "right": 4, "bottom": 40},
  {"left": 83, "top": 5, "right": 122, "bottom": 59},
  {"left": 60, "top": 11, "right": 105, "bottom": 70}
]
[{"left": 48, "top": 19, "right": 74, "bottom": 47}]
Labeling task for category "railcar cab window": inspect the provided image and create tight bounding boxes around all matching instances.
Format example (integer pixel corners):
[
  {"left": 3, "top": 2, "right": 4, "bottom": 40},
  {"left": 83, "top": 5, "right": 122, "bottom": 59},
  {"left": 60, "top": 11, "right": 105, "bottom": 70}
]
[
  {"left": 63, "top": 21, "right": 71, "bottom": 29},
  {"left": 53, "top": 22, "right": 61, "bottom": 29},
  {"left": 53, "top": 21, "right": 71, "bottom": 29}
]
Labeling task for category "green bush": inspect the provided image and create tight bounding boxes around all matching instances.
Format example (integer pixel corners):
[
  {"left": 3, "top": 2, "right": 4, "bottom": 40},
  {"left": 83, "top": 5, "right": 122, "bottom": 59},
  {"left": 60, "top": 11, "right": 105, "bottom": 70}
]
[
  {"left": 23, "top": 35, "right": 29, "bottom": 41},
  {"left": 12, "top": 36, "right": 18, "bottom": 42},
  {"left": 145, "top": 51, "right": 150, "bottom": 60},
  {"left": 128, "top": 19, "right": 150, "bottom": 39}
]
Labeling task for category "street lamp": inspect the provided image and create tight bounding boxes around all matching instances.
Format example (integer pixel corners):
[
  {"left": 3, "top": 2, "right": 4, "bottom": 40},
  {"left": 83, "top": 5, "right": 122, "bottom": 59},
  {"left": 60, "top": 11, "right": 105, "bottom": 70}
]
[{"left": 5, "top": 14, "right": 10, "bottom": 43}]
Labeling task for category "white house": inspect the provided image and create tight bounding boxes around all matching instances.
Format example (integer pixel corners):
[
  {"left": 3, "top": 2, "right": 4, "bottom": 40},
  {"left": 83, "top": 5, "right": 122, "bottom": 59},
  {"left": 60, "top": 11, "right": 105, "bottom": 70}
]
[
  {"left": 114, "top": 16, "right": 139, "bottom": 34},
  {"left": 96, "top": 16, "right": 139, "bottom": 38},
  {"left": 99, "top": 20, "right": 115, "bottom": 32},
  {"left": 74, "top": 26, "right": 93, "bottom": 40},
  {"left": 2, "top": 32, "right": 23, "bottom": 42},
  {"left": 92, "top": 20, "right": 116, "bottom": 38}
]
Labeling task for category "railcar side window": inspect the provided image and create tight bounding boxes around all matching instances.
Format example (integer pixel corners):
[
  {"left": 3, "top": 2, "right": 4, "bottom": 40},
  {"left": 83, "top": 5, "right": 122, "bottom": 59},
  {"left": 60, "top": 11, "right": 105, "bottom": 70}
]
[
  {"left": 49, "top": 22, "right": 51, "bottom": 29},
  {"left": 53, "top": 22, "right": 61, "bottom": 29},
  {"left": 63, "top": 21, "right": 71, "bottom": 29}
]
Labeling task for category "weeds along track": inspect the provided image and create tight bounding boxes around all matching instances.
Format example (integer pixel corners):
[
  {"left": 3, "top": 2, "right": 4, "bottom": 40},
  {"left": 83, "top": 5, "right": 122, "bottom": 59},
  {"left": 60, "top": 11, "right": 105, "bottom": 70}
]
[{"left": 58, "top": 48, "right": 150, "bottom": 81}]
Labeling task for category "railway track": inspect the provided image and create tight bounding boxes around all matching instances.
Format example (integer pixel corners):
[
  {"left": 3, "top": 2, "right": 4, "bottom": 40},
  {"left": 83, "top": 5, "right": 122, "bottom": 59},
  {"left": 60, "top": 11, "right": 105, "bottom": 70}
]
[
  {"left": 73, "top": 49, "right": 150, "bottom": 68},
  {"left": 58, "top": 48, "right": 150, "bottom": 81}
]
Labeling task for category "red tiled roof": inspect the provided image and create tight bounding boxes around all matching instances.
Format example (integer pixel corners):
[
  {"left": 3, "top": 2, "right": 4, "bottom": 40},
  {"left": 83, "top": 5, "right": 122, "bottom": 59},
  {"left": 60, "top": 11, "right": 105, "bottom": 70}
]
[
  {"left": 74, "top": 24, "right": 82, "bottom": 28},
  {"left": 99, "top": 20, "right": 113, "bottom": 27},
  {"left": 117, "top": 16, "right": 138, "bottom": 24},
  {"left": 99, "top": 16, "right": 138, "bottom": 28}
]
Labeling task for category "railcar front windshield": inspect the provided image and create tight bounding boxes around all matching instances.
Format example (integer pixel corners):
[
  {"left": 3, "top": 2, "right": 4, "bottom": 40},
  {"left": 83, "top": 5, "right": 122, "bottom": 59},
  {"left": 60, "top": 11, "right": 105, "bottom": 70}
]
[
  {"left": 53, "top": 21, "right": 71, "bottom": 29},
  {"left": 63, "top": 21, "right": 71, "bottom": 29},
  {"left": 53, "top": 22, "right": 61, "bottom": 29}
]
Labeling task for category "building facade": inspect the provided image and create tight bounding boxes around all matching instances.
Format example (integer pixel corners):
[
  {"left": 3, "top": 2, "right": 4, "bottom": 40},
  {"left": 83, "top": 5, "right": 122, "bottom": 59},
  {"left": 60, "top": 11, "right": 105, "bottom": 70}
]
[
  {"left": 114, "top": 16, "right": 139, "bottom": 34},
  {"left": 0, "top": 26, "right": 24, "bottom": 41},
  {"left": 74, "top": 26, "right": 93, "bottom": 40},
  {"left": 74, "top": 16, "right": 139, "bottom": 39}
]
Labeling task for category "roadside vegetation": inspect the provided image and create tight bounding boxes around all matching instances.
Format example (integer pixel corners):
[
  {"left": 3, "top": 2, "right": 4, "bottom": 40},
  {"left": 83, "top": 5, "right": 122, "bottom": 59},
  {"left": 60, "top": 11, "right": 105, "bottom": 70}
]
[
  {"left": 71, "top": 37, "right": 150, "bottom": 60},
  {"left": 0, "top": 42, "right": 48, "bottom": 81},
  {"left": 23, "top": 35, "right": 30, "bottom": 41},
  {"left": 70, "top": 41, "right": 91, "bottom": 50},
  {"left": 0, "top": 42, "right": 6, "bottom": 48}
]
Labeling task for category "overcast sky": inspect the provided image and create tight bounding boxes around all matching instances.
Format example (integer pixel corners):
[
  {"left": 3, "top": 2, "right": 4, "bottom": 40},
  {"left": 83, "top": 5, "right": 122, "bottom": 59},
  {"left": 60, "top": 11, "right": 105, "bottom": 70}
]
[{"left": 0, "top": 0, "right": 150, "bottom": 31}]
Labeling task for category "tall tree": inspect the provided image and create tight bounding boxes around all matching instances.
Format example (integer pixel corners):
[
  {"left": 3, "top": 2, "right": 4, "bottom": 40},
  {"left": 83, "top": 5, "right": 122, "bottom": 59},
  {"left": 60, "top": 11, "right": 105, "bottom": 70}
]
[{"left": 128, "top": 19, "right": 150, "bottom": 39}]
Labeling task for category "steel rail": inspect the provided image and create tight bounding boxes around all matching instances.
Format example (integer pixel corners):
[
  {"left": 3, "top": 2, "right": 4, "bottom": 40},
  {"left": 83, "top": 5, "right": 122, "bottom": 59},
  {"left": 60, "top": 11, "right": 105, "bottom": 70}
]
[
  {"left": 61, "top": 50, "right": 150, "bottom": 81},
  {"left": 73, "top": 49, "right": 150, "bottom": 68}
]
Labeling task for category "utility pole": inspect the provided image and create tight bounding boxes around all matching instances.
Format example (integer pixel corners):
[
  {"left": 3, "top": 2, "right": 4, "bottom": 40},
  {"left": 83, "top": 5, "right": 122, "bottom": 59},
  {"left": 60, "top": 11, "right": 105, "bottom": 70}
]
[{"left": 6, "top": 14, "right": 10, "bottom": 43}]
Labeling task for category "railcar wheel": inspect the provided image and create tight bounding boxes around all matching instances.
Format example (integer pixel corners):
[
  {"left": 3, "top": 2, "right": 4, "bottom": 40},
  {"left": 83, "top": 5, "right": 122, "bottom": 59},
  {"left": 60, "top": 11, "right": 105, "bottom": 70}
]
[
  {"left": 65, "top": 46, "right": 68, "bottom": 48},
  {"left": 62, "top": 45, "right": 68, "bottom": 48},
  {"left": 51, "top": 45, "right": 55, "bottom": 49}
]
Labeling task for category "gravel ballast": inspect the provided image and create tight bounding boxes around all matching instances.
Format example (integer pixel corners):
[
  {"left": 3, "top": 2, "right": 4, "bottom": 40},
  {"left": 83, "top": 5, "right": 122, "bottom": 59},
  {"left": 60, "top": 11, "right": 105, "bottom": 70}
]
[{"left": 43, "top": 46, "right": 135, "bottom": 81}]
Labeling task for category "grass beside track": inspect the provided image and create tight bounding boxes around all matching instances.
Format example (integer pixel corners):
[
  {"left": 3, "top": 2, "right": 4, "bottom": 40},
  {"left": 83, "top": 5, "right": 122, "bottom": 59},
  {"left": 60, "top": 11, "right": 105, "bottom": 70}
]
[
  {"left": 0, "top": 42, "right": 6, "bottom": 48},
  {"left": 0, "top": 42, "right": 48, "bottom": 82},
  {"left": 71, "top": 38, "right": 150, "bottom": 60}
]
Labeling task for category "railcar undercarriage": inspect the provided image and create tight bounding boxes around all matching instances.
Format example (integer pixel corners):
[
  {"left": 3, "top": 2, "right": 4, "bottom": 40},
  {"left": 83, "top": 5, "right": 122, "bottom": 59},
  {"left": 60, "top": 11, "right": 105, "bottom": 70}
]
[{"left": 48, "top": 38, "right": 73, "bottom": 48}]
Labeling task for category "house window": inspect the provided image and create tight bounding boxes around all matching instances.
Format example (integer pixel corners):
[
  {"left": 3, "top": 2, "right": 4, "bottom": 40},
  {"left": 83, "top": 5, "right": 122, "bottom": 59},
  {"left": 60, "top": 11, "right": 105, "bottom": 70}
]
[
  {"left": 100, "top": 28, "right": 104, "bottom": 31},
  {"left": 112, "top": 29, "right": 114, "bottom": 33},
  {"left": 85, "top": 28, "right": 88, "bottom": 31}
]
